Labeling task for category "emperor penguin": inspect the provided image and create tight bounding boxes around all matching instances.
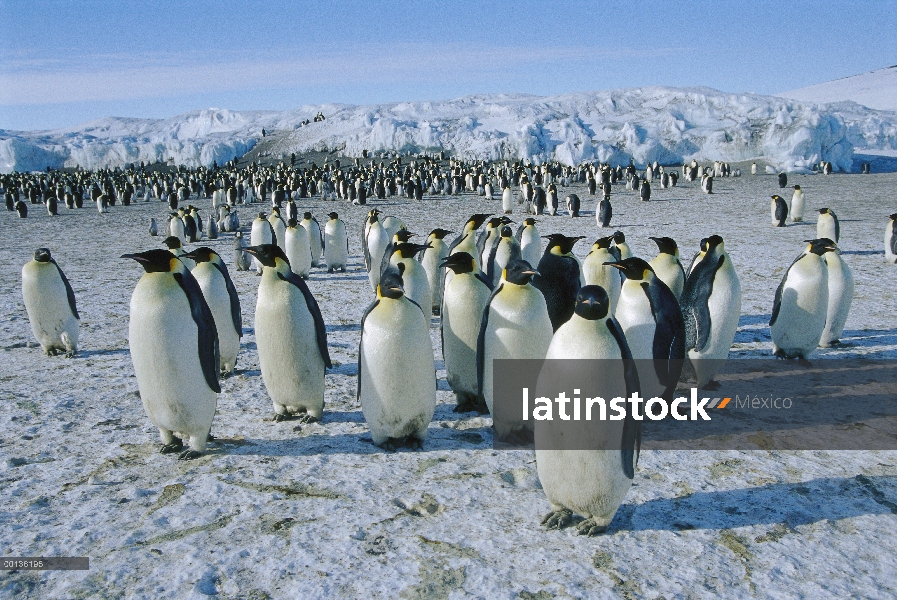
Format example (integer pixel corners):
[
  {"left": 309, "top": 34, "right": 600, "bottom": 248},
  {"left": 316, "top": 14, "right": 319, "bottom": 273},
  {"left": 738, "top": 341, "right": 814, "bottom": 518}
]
[
  {"left": 582, "top": 235, "right": 621, "bottom": 315},
  {"left": 648, "top": 236, "right": 685, "bottom": 299},
  {"left": 679, "top": 235, "right": 741, "bottom": 389},
  {"left": 533, "top": 234, "right": 585, "bottom": 331},
  {"left": 323, "top": 212, "right": 349, "bottom": 273},
  {"left": 149, "top": 218, "right": 158, "bottom": 237},
  {"left": 817, "top": 208, "right": 840, "bottom": 243},
  {"left": 300, "top": 213, "right": 324, "bottom": 267},
  {"left": 121, "top": 249, "right": 219, "bottom": 460},
  {"left": 884, "top": 214, "right": 897, "bottom": 264},
  {"left": 485, "top": 226, "right": 523, "bottom": 286},
  {"left": 244, "top": 244, "right": 331, "bottom": 422},
  {"left": 162, "top": 236, "right": 196, "bottom": 271},
  {"left": 46, "top": 193, "right": 58, "bottom": 216},
  {"left": 15, "top": 200, "right": 27, "bottom": 218},
  {"left": 606, "top": 257, "right": 685, "bottom": 401},
  {"left": 791, "top": 185, "right": 805, "bottom": 222},
  {"left": 440, "top": 252, "right": 493, "bottom": 413},
  {"left": 778, "top": 172, "right": 788, "bottom": 188},
  {"left": 207, "top": 213, "right": 219, "bottom": 240},
  {"left": 389, "top": 243, "right": 433, "bottom": 314},
  {"left": 96, "top": 193, "right": 109, "bottom": 214},
  {"left": 565, "top": 194, "right": 581, "bottom": 217},
  {"left": 234, "top": 232, "right": 251, "bottom": 272},
  {"left": 364, "top": 213, "right": 390, "bottom": 291},
  {"left": 168, "top": 212, "right": 186, "bottom": 244},
  {"left": 502, "top": 186, "right": 513, "bottom": 214},
  {"left": 770, "top": 239, "right": 836, "bottom": 359},
  {"left": 478, "top": 259, "right": 554, "bottom": 438},
  {"left": 419, "top": 228, "right": 453, "bottom": 315},
  {"left": 536, "top": 286, "right": 642, "bottom": 536},
  {"left": 268, "top": 208, "right": 287, "bottom": 255},
  {"left": 478, "top": 217, "right": 512, "bottom": 269},
  {"left": 447, "top": 213, "right": 491, "bottom": 260},
  {"left": 819, "top": 243, "right": 854, "bottom": 347},
  {"left": 284, "top": 218, "right": 312, "bottom": 279},
  {"left": 516, "top": 217, "right": 542, "bottom": 268},
  {"left": 597, "top": 197, "right": 612, "bottom": 228},
  {"left": 771, "top": 195, "right": 788, "bottom": 227},
  {"left": 184, "top": 247, "right": 242, "bottom": 375},
  {"left": 250, "top": 212, "right": 274, "bottom": 274},
  {"left": 358, "top": 270, "right": 436, "bottom": 449},
  {"left": 21, "top": 248, "right": 79, "bottom": 357},
  {"left": 381, "top": 215, "right": 406, "bottom": 241}
]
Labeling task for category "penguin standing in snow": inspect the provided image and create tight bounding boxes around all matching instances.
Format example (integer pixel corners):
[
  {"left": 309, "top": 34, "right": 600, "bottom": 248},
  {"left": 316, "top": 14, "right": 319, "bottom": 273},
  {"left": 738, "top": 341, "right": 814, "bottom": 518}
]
[
  {"left": 184, "top": 247, "right": 242, "bottom": 375},
  {"left": 440, "top": 252, "right": 493, "bottom": 413},
  {"left": 679, "top": 235, "right": 741, "bottom": 389},
  {"left": 148, "top": 218, "right": 158, "bottom": 237},
  {"left": 323, "top": 212, "right": 349, "bottom": 273},
  {"left": 244, "top": 244, "right": 331, "bottom": 422},
  {"left": 770, "top": 239, "right": 836, "bottom": 360},
  {"left": 21, "top": 248, "right": 79, "bottom": 357},
  {"left": 502, "top": 186, "right": 513, "bottom": 214},
  {"left": 884, "top": 214, "right": 897, "bottom": 264},
  {"left": 532, "top": 234, "right": 585, "bottom": 331},
  {"left": 612, "top": 231, "right": 632, "bottom": 260},
  {"left": 778, "top": 172, "right": 788, "bottom": 188},
  {"left": 565, "top": 194, "right": 581, "bottom": 217},
  {"left": 250, "top": 212, "right": 274, "bottom": 274},
  {"left": 358, "top": 270, "right": 436, "bottom": 449},
  {"left": 791, "top": 185, "right": 805, "bottom": 222},
  {"left": 817, "top": 208, "right": 840, "bottom": 243},
  {"left": 597, "top": 196, "right": 612, "bottom": 228},
  {"left": 771, "top": 195, "right": 788, "bottom": 227},
  {"left": 388, "top": 242, "right": 433, "bottom": 313},
  {"left": 268, "top": 208, "right": 287, "bottom": 256},
  {"left": 284, "top": 218, "right": 312, "bottom": 279},
  {"left": 168, "top": 212, "right": 185, "bottom": 243},
  {"left": 819, "top": 243, "right": 854, "bottom": 348},
  {"left": 162, "top": 236, "right": 196, "bottom": 271},
  {"left": 582, "top": 235, "right": 621, "bottom": 315},
  {"left": 485, "top": 225, "right": 523, "bottom": 287},
  {"left": 15, "top": 200, "right": 27, "bottom": 218},
  {"left": 233, "top": 232, "right": 251, "bottom": 272},
  {"left": 364, "top": 212, "right": 390, "bottom": 291},
  {"left": 121, "top": 249, "right": 219, "bottom": 460},
  {"left": 648, "top": 236, "right": 685, "bottom": 300},
  {"left": 536, "top": 286, "right": 641, "bottom": 536},
  {"left": 516, "top": 217, "right": 541, "bottom": 269},
  {"left": 419, "top": 228, "right": 452, "bottom": 314}
]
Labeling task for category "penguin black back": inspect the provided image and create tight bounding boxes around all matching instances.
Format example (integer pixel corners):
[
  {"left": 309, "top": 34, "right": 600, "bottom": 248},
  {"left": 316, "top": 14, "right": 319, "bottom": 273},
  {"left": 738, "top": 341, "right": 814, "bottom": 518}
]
[{"left": 532, "top": 234, "right": 584, "bottom": 331}]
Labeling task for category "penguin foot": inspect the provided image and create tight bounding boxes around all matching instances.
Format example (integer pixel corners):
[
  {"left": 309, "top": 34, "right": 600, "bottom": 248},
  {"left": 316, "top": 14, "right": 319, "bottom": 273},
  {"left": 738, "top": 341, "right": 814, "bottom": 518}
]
[
  {"left": 65, "top": 350, "right": 76, "bottom": 358},
  {"left": 295, "top": 413, "right": 319, "bottom": 425},
  {"left": 160, "top": 438, "right": 184, "bottom": 454},
  {"left": 701, "top": 380, "right": 722, "bottom": 391},
  {"left": 541, "top": 509, "right": 575, "bottom": 530},
  {"left": 454, "top": 396, "right": 489, "bottom": 414},
  {"left": 206, "top": 433, "right": 216, "bottom": 442},
  {"left": 273, "top": 413, "right": 292, "bottom": 422},
  {"left": 178, "top": 450, "right": 202, "bottom": 461},
  {"left": 576, "top": 519, "right": 608, "bottom": 536},
  {"left": 327, "top": 268, "right": 334, "bottom": 273}
]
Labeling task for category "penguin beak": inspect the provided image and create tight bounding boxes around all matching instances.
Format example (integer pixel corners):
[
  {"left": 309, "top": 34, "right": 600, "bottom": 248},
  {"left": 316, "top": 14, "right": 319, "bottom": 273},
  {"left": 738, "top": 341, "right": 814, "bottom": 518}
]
[
  {"left": 522, "top": 269, "right": 539, "bottom": 277},
  {"left": 603, "top": 262, "right": 623, "bottom": 270},
  {"left": 121, "top": 253, "right": 150, "bottom": 264}
]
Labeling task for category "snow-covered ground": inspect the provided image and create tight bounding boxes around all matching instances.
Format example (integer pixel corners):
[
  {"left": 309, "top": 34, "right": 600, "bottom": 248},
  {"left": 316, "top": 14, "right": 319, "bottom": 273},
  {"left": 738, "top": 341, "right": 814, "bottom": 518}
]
[
  {"left": 4, "top": 87, "right": 897, "bottom": 175},
  {"left": 780, "top": 65, "right": 897, "bottom": 112},
  {"left": 1, "top": 169, "right": 896, "bottom": 598}
]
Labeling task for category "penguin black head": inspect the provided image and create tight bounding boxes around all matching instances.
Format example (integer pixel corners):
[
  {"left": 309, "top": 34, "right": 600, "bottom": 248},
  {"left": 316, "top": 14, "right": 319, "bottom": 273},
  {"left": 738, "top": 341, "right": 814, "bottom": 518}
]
[
  {"left": 818, "top": 208, "right": 830, "bottom": 214},
  {"left": 543, "top": 234, "right": 584, "bottom": 255},
  {"left": 700, "top": 235, "right": 725, "bottom": 252},
  {"left": 771, "top": 195, "right": 784, "bottom": 201},
  {"left": 605, "top": 257, "right": 654, "bottom": 281},
  {"left": 257, "top": 212, "right": 267, "bottom": 219},
  {"left": 613, "top": 231, "right": 626, "bottom": 244},
  {"left": 428, "top": 228, "right": 453, "bottom": 239},
  {"left": 503, "top": 259, "right": 539, "bottom": 285},
  {"left": 465, "top": 213, "right": 491, "bottom": 230},
  {"left": 793, "top": 185, "right": 801, "bottom": 190},
  {"left": 183, "top": 247, "right": 217, "bottom": 263},
  {"left": 393, "top": 242, "right": 431, "bottom": 259},
  {"left": 288, "top": 218, "right": 298, "bottom": 227},
  {"left": 34, "top": 248, "right": 52, "bottom": 263},
  {"left": 573, "top": 285, "right": 610, "bottom": 320},
  {"left": 650, "top": 236, "right": 678, "bottom": 255},
  {"left": 244, "top": 244, "right": 290, "bottom": 268},
  {"left": 162, "top": 236, "right": 183, "bottom": 250},
  {"left": 328, "top": 212, "right": 339, "bottom": 220},
  {"left": 523, "top": 217, "right": 537, "bottom": 226},
  {"left": 393, "top": 230, "right": 415, "bottom": 243},
  {"left": 499, "top": 216, "right": 514, "bottom": 225},
  {"left": 303, "top": 212, "right": 313, "bottom": 220},
  {"left": 121, "top": 249, "right": 180, "bottom": 273},
  {"left": 592, "top": 235, "right": 614, "bottom": 249},
  {"left": 377, "top": 270, "right": 405, "bottom": 299},
  {"left": 486, "top": 217, "right": 503, "bottom": 228},
  {"left": 890, "top": 213, "right": 897, "bottom": 221},
  {"left": 500, "top": 226, "right": 514, "bottom": 238},
  {"left": 804, "top": 238, "right": 837, "bottom": 255},
  {"left": 440, "top": 252, "right": 476, "bottom": 274}
]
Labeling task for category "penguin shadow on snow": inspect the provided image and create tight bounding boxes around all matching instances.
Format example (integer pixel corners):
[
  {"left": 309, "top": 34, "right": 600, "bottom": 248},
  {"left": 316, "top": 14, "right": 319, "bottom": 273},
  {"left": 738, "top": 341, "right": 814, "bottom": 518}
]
[
  {"left": 835, "top": 327, "right": 897, "bottom": 357},
  {"left": 605, "top": 474, "right": 897, "bottom": 534},
  {"left": 840, "top": 249, "right": 884, "bottom": 256},
  {"left": 74, "top": 347, "right": 130, "bottom": 359}
]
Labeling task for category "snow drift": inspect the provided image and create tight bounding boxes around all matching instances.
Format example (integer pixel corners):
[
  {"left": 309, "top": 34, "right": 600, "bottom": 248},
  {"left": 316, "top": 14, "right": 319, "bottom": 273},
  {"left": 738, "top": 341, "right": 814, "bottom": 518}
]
[{"left": 2, "top": 87, "right": 896, "bottom": 174}]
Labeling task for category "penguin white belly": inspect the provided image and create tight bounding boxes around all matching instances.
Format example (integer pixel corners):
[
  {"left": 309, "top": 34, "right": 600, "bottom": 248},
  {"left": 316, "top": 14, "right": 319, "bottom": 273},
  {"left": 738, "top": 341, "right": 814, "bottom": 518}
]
[
  {"left": 492, "top": 242, "right": 518, "bottom": 285},
  {"left": 443, "top": 276, "right": 491, "bottom": 397},
  {"left": 324, "top": 222, "right": 348, "bottom": 269},
  {"left": 192, "top": 264, "right": 240, "bottom": 374},
  {"left": 366, "top": 228, "right": 389, "bottom": 289},
  {"left": 285, "top": 227, "right": 312, "bottom": 278},
  {"left": 649, "top": 255, "right": 684, "bottom": 299},
  {"left": 393, "top": 258, "right": 431, "bottom": 314},
  {"left": 614, "top": 284, "right": 655, "bottom": 361},
  {"left": 170, "top": 218, "right": 185, "bottom": 244},
  {"left": 360, "top": 299, "right": 436, "bottom": 444},
  {"left": 303, "top": 222, "right": 323, "bottom": 266},
  {"left": 520, "top": 231, "right": 541, "bottom": 268},
  {"left": 820, "top": 252, "right": 854, "bottom": 347},
  {"left": 690, "top": 262, "right": 741, "bottom": 387},
  {"left": 817, "top": 215, "right": 837, "bottom": 242},
  {"left": 250, "top": 221, "right": 272, "bottom": 272},
  {"left": 502, "top": 189, "right": 513, "bottom": 213},
  {"left": 271, "top": 219, "right": 286, "bottom": 254},
  {"left": 791, "top": 191, "right": 805, "bottom": 222},
  {"left": 129, "top": 275, "right": 216, "bottom": 447},
  {"left": 421, "top": 242, "right": 448, "bottom": 311},
  {"left": 583, "top": 252, "right": 621, "bottom": 315},
  {"left": 770, "top": 200, "right": 780, "bottom": 225},
  {"left": 255, "top": 272, "right": 325, "bottom": 417},
  {"left": 21, "top": 263, "right": 79, "bottom": 355},
  {"left": 771, "top": 257, "right": 828, "bottom": 358},
  {"left": 885, "top": 221, "right": 897, "bottom": 264}
]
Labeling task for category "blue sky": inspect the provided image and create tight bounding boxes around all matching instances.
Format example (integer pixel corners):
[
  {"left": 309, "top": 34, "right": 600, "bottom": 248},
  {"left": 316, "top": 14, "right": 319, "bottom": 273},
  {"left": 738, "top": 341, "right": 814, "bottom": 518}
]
[{"left": 1, "top": 0, "right": 895, "bottom": 131}]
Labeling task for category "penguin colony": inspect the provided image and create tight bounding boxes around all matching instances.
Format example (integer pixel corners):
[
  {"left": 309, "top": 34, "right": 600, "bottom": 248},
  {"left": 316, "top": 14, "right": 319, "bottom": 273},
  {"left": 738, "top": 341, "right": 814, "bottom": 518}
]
[{"left": 9, "top": 150, "right": 875, "bottom": 536}]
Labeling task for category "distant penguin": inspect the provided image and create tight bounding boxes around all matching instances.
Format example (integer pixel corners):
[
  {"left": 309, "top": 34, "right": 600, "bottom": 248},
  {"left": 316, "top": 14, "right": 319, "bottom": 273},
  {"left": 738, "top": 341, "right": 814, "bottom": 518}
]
[
  {"left": 751, "top": 162, "right": 757, "bottom": 175},
  {"left": 770, "top": 239, "right": 835, "bottom": 359},
  {"left": 478, "top": 260, "right": 553, "bottom": 439},
  {"left": 701, "top": 174, "right": 713, "bottom": 194},
  {"left": 791, "top": 185, "right": 805, "bottom": 222},
  {"left": 582, "top": 235, "right": 621, "bottom": 315},
  {"left": 440, "top": 252, "right": 493, "bottom": 413},
  {"left": 284, "top": 218, "right": 312, "bottom": 279},
  {"left": 389, "top": 243, "right": 432, "bottom": 313},
  {"left": 207, "top": 214, "right": 219, "bottom": 239},
  {"left": 184, "top": 247, "right": 242, "bottom": 375},
  {"left": 565, "top": 194, "right": 580, "bottom": 217},
  {"left": 536, "top": 285, "right": 641, "bottom": 536},
  {"left": 46, "top": 194, "right": 58, "bottom": 216},
  {"left": 516, "top": 217, "right": 542, "bottom": 269},
  {"left": 819, "top": 244, "right": 854, "bottom": 348},
  {"left": 97, "top": 193, "right": 109, "bottom": 214},
  {"left": 679, "top": 235, "right": 741, "bottom": 389},
  {"left": 817, "top": 208, "right": 840, "bottom": 243},
  {"left": 250, "top": 212, "right": 274, "bottom": 273},
  {"left": 121, "top": 249, "right": 219, "bottom": 460},
  {"left": 323, "top": 212, "right": 349, "bottom": 273},
  {"left": 169, "top": 212, "right": 186, "bottom": 244},
  {"left": 149, "top": 218, "right": 158, "bottom": 236},
  {"left": 606, "top": 258, "right": 685, "bottom": 400},
  {"left": 420, "top": 228, "right": 452, "bottom": 314},
  {"left": 183, "top": 211, "right": 198, "bottom": 243},
  {"left": 21, "top": 248, "right": 79, "bottom": 357},
  {"left": 364, "top": 213, "right": 390, "bottom": 291},
  {"left": 533, "top": 234, "right": 584, "bottom": 331},
  {"left": 244, "top": 244, "right": 331, "bottom": 422},
  {"left": 640, "top": 179, "right": 651, "bottom": 201},
  {"left": 234, "top": 232, "right": 251, "bottom": 271},
  {"left": 597, "top": 197, "right": 612, "bottom": 228},
  {"left": 885, "top": 214, "right": 897, "bottom": 264},
  {"left": 300, "top": 213, "right": 324, "bottom": 267},
  {"left": 502, "top": 186, "right": 513, "bottom": 214},
  {"left": 648, "top": 236, "right": 685, "bottom": 300},
  {"left": 15, "top": 200, "right": 27, "bottom": 218},
  {"left": 162, "top": 235, "right": 196, "bottom": 271},
  {"left": 477, "top": 217, "right": 507, "bottom": 269},
  {"left": 269, "top": 209, "right": 287, "bottom": 255},
  {"left": 485, "top": 226, "right": 523, "bottom": 286},
  {"left": 358, "top": 270, "right": 436, "bottom": 449},
  {"left": 771, "top": 195, "right": 789, "bottom": 227},
  {"left": 381, "top": 215, "right": 406, "bottom": 241},
  {"left": 778, "top": 172, "right": 788, "bottom": 188}
]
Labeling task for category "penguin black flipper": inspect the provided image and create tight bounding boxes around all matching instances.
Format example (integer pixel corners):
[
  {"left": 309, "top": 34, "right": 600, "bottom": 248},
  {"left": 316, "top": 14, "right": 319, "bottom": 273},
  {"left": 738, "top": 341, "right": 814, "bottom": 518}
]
[
  {"left": 891, "top": 228, "right": 897, "bottom": 257},
  {"left": 474, "top": 272, "right": 494, "bottom": 291},
  {"left": 833, "top": 214, "right": 840, "bottom": 242},
  {"left": 173, "top": 272, "right": 221, "bottom": 393},
  {"left": 681, "top": 255, "right": 721, "bottom": 352},
  {"left": 642, "top": 281, "right": 686, "bottom": 396},
  {"left": 277, "top": 271, "right": 331, "bottom": 368},
  {"left": 212, "top": 261, "right": 243, "bottom": 337},
  {"left": 268, "top": 222, "right": 277, "bottom": 247},
  {"left": 607, "top": 317, "right": 641, "bottom": 480},
  {"left": 313, "top": 217, "right": 324, "bottom": 250},
  {"left": 609, "top": 246, "right": 621, "bottom": 262},
  {"left": 475, "top": 230, "right": 488, "bottom": 261},
  {"left": 50, "top": 258, "right": 79, "bottom": 320},
  {"left": 476, "top": 284, "right": 503, "bottom": 397},
  {"left": 514, "top": 223, "right": 525, "bottom": 242},
  {"left": 485, "top": 237, "right": 501, "bottom": 282},
  {"left": 356, "top": 298, "right": 380, "bottom": 400},
  {"left": 769, "top": 253, "right": 804, "bottom": 327},
  {"left": 685, "top": 251, "right": 701, "bottom": 280}
]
